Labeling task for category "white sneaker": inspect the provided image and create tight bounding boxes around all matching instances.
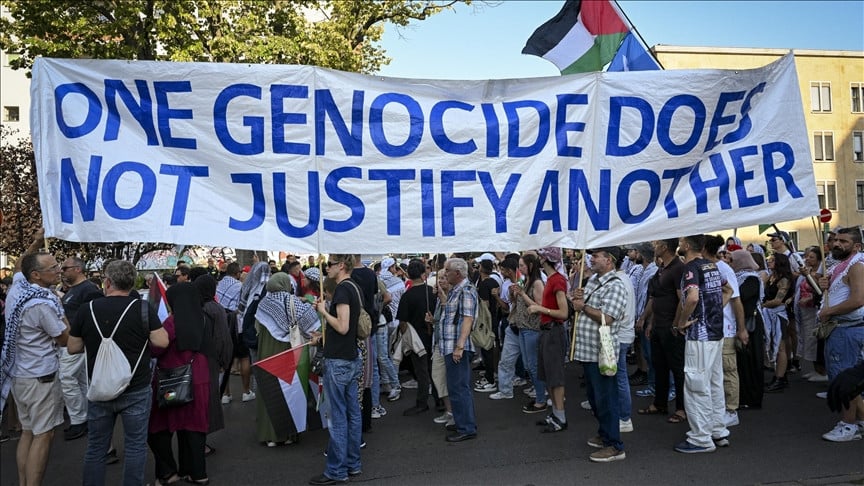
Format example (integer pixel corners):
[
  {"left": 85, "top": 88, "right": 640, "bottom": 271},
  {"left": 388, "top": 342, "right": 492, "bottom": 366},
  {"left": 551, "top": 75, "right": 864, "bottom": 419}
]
[
  {"left": 512, "top": 377, "right": 528, "bottom": 387},
  {"left": 371, "top": 405, "right": 386, "bottom": 419},
  {"left": 802, "top": 371, "right": 814, "bottom": 379},
  {"left": 619, "top": 419, "right": 633, "bottom": 433},
  {"left": 474, "top": 383, "right": 497, "bottom": 393},
  {"left": 387, "top": 388, "right": 402, "bottom": 402},
  {"left": 489, "top": 391, "right": 513, "bottom": 400},
  {"left": 523, "top": 386, "right": 536, "bottom": 398},
  {"left": 401, "top": 379, "right": 418, "bottom": 389},
  {"left": 242, "top": 391, "right": 256, "bottom": 402},
  {"left": 724, "top": 410, "right": 740, "bottom": 427},
  {"left": 580, "top": 400, "right": 592, "bottom": 411},
  {"left": 808, "top": 373, "right": 829, "bottom": 383},
  {"left": 445, "top": 416, "right": 455, "bottom": 427},
  {"left": 822, "top": 421, "right": 863, "bottom": 442},
  {"left": 221, "top": 395, "right": 232, "bottom": 405},
  {"left": 433, "top": 412, "right": 453, "bottom": 424},
  {"left": 816, "top": 392, "right": 828, "bottom": 399}
]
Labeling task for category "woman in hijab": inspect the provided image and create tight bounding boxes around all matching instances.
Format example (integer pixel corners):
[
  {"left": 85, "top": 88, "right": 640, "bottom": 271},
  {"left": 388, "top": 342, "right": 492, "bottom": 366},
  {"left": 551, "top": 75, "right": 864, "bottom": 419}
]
[
  {"left": 254, "top": 273, "right": 320, "bottom": 446},
  {"left": 193, "top": 275, "right": 233, "bottom": 456},
  {"left": 730, "top": 249, "right": 765, "bottom": 409},
  {"left": 149, "top": 283, "right": 211, "bottom": 486}
]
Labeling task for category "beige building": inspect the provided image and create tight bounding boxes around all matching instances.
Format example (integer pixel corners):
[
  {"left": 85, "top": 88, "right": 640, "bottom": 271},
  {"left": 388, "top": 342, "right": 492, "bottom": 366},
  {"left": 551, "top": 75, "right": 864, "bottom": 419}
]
[{"left": 654, "top": 45, "right": 864, "bottom": 251}]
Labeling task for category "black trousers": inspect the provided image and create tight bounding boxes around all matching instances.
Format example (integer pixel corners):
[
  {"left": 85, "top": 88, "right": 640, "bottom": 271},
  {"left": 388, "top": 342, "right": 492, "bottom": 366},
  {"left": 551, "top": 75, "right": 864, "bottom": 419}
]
[
  {"left": 650, "top": 326, "right": 686, "bottom": 412},
  {"left": 409, "top": 351, "right": 431, "bottom": 406},
  {"left": 148, "top": 430, "right": 207, "bottom": 481},
  {"left": 736, "top": 321, "right": 765, "bottom": 408}
]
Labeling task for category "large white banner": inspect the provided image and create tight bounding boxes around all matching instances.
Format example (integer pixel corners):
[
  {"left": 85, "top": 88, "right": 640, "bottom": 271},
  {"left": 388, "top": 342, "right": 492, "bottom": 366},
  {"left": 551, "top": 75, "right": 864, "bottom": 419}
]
[{"left": 31, "top": 54, "right": 818, "bottom": 253}]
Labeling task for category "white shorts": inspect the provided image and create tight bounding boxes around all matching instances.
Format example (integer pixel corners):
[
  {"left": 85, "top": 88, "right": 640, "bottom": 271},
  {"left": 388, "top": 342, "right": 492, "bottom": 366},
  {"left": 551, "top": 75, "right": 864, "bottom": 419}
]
[{"left": 12, "top": 376, "right": 64, "bottom": 435}]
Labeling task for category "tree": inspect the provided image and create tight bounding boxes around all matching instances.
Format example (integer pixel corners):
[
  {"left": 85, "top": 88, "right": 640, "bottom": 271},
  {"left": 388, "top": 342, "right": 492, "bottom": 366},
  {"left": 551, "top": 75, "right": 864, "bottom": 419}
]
[
  {"left": 0, "top": 0, "right": 467, "bottom": 73},
  {"left": 1, "top": 0, "right": 471, "bottom": 263}
]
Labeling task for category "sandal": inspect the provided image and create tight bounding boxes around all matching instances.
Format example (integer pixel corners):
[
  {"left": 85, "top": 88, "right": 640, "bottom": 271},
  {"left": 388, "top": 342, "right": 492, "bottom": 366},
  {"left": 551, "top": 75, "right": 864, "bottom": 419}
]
[
  {"left": 667, "top": 412, "right": 687, "bottom": 424},
  {"left": 637, "top": 405, "right": 668, "bottom": 415}
]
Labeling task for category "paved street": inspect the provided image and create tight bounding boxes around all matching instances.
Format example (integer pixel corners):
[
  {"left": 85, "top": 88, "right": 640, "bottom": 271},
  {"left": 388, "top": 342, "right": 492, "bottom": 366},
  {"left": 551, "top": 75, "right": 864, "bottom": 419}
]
[{"left": 2, "top": 363, "right": 862, "bottom": 486}]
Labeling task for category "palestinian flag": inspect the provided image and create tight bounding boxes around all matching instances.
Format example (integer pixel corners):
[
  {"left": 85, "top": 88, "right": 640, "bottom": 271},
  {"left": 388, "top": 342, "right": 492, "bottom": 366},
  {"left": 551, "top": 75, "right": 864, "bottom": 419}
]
[
  {"left": 522, "top": 0, "right": 629, "bottom": 74},
  {"left": 253, "top": 343, "right": 323, "bottom": 436},
  {"left": 148, "top": 273, "right": 170, "bottom": 323}
]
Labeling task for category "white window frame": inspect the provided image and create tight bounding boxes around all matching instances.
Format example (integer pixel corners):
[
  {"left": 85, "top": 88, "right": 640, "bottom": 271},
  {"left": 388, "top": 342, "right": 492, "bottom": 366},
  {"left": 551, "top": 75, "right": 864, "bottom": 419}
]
[
  {"left": 810, "top": 81, "right": 832, "bottom": 112},
  {"left": 2, "top": 106, "right": 20, "bottom": 122},
  {"left": 813, "top": 131, "right": 835, "bottom": 162},
  {"left": 857, "top": 180, "right": 864, "bottom": 212},
  {"left": 852, "top": 82, "right": 864, "bottom": 113},
  {"left": 854, "top": 131, "right": 864, "bottom": 163},
  {"left": 816, "top": 180, "right": 837, "bottom": 211}
]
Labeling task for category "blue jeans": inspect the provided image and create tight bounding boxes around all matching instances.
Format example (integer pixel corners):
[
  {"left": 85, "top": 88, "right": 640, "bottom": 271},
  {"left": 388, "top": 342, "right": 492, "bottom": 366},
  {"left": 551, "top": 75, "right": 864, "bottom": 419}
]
[
  {"left": 83, "top": 385, "right": 152, "bottom": 486},
  {"left": 444, "top": 352, "right": 477, "bottom": 434},
  {"left": 496, "top": 327, "right": 522, "bottom": 396},
  {"left": 518, "top": 329, "right": 547, "bottom": 404},
  {"left": 825, "top": 325, "right": 864, "bottom": 380},
  {"left": 376, "top": 328, "right": 400, "bottom": 389},
  {"left": 616, "top": 343, "right": 632, "bottom": 421},
  {"left": 583, "top": 361, "right": 623, "bottom": 451},
  {"left": 370, "top": 339, "right": 380, "bottom": 408},
  {"left": 324, "top": 356, "right": 362, "bottom": 481}
]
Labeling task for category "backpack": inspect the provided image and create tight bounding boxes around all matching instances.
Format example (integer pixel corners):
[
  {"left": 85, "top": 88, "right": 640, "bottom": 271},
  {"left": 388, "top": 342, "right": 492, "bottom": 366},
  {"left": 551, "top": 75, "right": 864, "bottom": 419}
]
[
  {"left": 345, "top": 280, "right": 373, "bottom": 339},
  {"left": 86, "top": 299, "right": 148, "bottom": 402},
  {"left": 461, "top": 285, "right": 495, "bottom": 351}
]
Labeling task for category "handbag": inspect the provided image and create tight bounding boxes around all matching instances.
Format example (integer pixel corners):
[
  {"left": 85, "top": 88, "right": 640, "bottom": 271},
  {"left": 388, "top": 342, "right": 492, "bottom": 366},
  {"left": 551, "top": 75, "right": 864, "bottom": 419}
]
[
  {"left": 156, "top": 359, "right": 194, "bottom": 408},
  {"left": 814, "top": 319, "right": 838, "bottom": 340},
  {"left": 345, "top": 281, "right": 372, "bottom": 339},
  {"left": 597, "top": 312, "right": 618, "bottom": 377}
]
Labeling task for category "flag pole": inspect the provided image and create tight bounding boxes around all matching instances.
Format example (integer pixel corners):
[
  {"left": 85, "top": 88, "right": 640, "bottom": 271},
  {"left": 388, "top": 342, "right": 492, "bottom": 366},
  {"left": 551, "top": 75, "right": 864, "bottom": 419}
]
[
  {"left": 568, "top": 251, "right": 587, "bottom": 362},
  {"left": 318, "top": 255, "right": 325, "bottom": 346},
  {"left": 610, "top": 0, "right": 664, "bottom": 70}
]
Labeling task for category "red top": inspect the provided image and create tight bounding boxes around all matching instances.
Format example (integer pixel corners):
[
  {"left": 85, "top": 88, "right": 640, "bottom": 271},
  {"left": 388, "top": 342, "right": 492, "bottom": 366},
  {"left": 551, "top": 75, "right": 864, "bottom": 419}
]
[
  {"left": 148, "top": 315, "right": 210, "bottom": 434},
  {"left": 541, "top": 272, "right": 567, "bottom": 324}
]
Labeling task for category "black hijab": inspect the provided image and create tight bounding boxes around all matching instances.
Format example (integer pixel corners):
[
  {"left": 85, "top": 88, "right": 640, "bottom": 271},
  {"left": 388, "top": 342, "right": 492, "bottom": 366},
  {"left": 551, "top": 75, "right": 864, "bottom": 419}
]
[
  {"left": 193, "top": 274, "right": 217, "bottom": 303},
  {"left": 166, "top": 282, "right": 206, "bottom": 352}
]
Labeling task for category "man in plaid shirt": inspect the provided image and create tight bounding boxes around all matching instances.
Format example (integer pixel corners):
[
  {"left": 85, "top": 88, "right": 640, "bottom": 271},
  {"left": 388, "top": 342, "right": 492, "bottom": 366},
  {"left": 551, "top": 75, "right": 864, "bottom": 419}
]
[
  {"left": 571, "top": 247, "right": 629, "bottom": 463},
  {"left": 435, "top": 258, "right": 478, "bottom": 442}
]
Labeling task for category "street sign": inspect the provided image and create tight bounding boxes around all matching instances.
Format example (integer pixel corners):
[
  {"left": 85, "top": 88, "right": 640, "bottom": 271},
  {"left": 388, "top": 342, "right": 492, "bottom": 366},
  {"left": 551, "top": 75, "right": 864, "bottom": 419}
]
[{"left": 819, "top": 208, "right": 832, "bottom": 223}]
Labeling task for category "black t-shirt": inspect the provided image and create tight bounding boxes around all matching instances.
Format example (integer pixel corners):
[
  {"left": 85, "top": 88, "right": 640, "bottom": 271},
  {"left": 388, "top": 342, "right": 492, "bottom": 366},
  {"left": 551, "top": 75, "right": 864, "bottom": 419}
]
[
  {"left": 62, "top": 279, "right": 103, "bottom": 321},
  {"left": 650, "top": 257, "right": 685, "bottom": 327},
  {"left": 71, "top": 295, "right": 162, "bottom": 391},
  {"left": 477, "top": 276, "right": 500, "bottom": 326},
  {"left": 324, "top": 280, "right": 359, "bottom": 360},
  {"left": 396, "top": 283, "right": 436, "bottom": 351}
]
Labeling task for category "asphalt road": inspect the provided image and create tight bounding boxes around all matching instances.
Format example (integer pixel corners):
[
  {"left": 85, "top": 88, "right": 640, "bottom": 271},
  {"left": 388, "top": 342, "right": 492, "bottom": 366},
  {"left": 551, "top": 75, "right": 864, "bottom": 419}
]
[{"left": 2, "top": 362, "right": 862, "bottom": 486}]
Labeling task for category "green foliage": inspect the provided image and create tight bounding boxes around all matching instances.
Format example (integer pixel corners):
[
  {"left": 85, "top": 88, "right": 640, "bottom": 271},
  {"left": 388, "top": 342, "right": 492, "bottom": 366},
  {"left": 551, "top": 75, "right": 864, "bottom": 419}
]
[{"left": 0, "top": 0, "right": 467, "bottom": 74}]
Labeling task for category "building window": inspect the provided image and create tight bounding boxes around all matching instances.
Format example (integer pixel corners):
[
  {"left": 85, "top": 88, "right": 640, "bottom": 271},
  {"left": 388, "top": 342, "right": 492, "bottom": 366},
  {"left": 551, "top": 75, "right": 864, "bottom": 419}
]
[
  {"left": 854, "top": 131, "right": 864, "bottom": 162},
  {"left": 853, "top": 83, "right": 864, "bottom": 113},
  {"left": 816, "top": 180, "right": 837, "bottom": 210},
  {"left": 810, "top": 82, "right": 831, "bottom": 112},
  {"left": 857, "top": 181, "right": 864, "bottom": 211},
  {"left": 813, "top": 131, "right": 834, "bottom": 161},
  {"left": 2, "top": 106, "right": 20, "bottom": 122}
]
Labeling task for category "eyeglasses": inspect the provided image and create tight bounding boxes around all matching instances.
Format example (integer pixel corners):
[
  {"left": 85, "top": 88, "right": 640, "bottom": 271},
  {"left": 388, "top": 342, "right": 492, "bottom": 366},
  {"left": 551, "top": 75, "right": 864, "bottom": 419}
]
[{"left": 60, "top": 265, "right": 80, "bottom": 271}]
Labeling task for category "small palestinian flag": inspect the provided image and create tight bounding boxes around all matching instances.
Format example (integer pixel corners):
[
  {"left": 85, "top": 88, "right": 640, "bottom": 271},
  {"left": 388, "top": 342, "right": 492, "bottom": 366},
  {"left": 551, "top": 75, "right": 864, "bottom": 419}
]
[
  {"left": 148, "top": 273, "right": 170, "bottom": 323},
  {"left": 253, "top": 343, "right": 323, "bottom": 435},
  {"left": 522, "top": 0, "right": 629, "bottom": 74}
]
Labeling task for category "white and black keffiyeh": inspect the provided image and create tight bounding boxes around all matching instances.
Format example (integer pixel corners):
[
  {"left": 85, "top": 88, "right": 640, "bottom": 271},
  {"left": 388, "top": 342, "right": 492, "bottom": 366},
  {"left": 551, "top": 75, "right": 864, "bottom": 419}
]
[
  {"left": 255, "top": 291, "right": 320, "bottom": 344},
  {"left": 1, "top": 275, "right": 65, "bottom": 411}
]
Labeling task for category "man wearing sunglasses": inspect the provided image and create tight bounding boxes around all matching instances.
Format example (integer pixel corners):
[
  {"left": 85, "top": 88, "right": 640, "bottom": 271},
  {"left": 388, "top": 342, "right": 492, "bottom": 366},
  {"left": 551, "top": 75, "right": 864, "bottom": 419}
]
[
  {"left": 58, "top": 257, "right": 103, "bottom": 442},
  {"left": 1, "top": 233, "right": 70, "bottom": 486}
]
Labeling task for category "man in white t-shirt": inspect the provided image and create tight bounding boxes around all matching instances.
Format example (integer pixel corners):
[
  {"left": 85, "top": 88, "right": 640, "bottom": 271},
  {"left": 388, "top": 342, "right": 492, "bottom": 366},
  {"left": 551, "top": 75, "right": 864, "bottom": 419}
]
[{"left": 703, "top": 235, "right": 748, "bottom": 428}]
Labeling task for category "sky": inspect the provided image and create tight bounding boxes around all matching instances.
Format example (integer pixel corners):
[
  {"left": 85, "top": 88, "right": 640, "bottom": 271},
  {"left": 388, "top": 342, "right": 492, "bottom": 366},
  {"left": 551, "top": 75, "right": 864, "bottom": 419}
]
[{"left": 378, "top": 0, "right": 864, "bottom": 80}]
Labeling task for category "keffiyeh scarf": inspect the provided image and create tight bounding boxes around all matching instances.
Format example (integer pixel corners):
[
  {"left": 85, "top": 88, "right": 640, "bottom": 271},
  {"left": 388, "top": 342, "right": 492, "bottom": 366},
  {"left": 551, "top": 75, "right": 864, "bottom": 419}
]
[{"left": 1, "top": 276, "right": 65, "bottom": 411}]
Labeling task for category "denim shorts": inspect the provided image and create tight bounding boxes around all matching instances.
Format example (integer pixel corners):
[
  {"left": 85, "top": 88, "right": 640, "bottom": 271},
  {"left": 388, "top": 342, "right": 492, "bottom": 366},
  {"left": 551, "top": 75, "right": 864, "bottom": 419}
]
[{"left": 825, "top": 324, "right": 864, "bottom": 380}]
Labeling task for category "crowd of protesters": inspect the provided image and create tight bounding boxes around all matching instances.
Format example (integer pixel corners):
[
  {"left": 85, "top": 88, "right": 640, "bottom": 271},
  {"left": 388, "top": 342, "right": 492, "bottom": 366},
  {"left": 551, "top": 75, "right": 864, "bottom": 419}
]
[{"left": 1, "top": 225, "right": 862, "bottom": 484}]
